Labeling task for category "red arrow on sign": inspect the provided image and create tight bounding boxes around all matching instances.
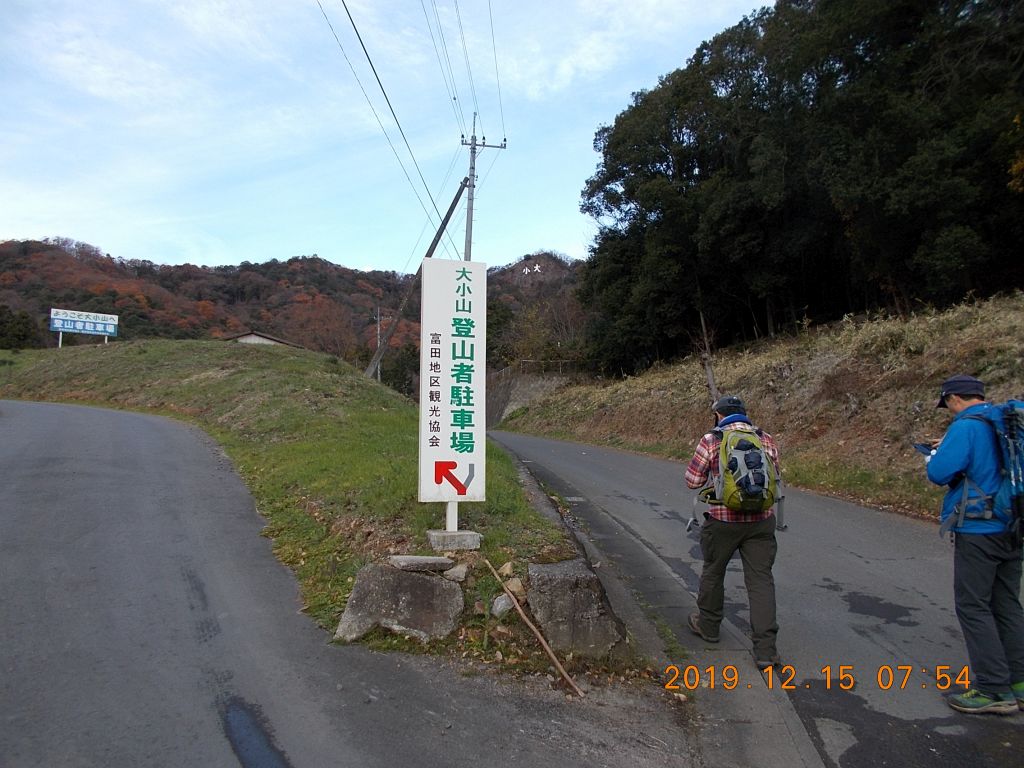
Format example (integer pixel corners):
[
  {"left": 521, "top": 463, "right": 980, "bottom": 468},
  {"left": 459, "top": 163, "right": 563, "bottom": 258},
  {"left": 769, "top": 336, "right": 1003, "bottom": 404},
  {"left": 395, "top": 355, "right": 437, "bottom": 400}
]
[{"left": 434, "top": 461, "right": 467, "bottom": 495}]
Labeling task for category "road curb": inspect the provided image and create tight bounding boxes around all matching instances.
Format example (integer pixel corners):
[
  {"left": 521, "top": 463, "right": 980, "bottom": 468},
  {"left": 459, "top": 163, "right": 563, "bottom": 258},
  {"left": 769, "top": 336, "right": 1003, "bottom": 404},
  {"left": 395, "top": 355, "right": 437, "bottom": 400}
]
[
  {"left": 498, "top": 438, "right": 826, "bottom": 768},
  {"left": 510, "top": 459, "right": 671, "bottom": 670}
]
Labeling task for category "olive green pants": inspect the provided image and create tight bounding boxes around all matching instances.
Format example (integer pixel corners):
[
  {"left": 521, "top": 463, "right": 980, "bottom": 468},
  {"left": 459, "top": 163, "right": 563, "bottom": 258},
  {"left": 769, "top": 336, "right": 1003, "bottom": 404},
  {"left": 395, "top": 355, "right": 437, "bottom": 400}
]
[{"left": 697, "top": 514, "right": 779, "bottom": 660}]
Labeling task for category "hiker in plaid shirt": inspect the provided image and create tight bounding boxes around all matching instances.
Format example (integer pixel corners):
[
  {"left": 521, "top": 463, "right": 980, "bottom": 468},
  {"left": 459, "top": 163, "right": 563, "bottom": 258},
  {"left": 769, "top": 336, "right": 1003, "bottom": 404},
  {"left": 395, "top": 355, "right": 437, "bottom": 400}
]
[{"left": 685, "top": 395, "right": 782, "bottom": 670}]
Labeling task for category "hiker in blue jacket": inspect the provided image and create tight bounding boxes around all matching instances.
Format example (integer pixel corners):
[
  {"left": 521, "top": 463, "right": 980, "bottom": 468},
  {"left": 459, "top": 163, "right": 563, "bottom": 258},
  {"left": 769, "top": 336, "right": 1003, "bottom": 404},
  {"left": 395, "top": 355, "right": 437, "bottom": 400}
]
[{"left": 926, "top": 374, "right": 1024, "bottom": 715}]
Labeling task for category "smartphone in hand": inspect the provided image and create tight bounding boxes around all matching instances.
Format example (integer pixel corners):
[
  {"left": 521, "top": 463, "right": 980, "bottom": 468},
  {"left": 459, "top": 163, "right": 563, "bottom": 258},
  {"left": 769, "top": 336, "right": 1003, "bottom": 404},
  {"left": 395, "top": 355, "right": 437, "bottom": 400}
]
[{"left": 912, "top": 442, "right": 933, "bottom": 455}]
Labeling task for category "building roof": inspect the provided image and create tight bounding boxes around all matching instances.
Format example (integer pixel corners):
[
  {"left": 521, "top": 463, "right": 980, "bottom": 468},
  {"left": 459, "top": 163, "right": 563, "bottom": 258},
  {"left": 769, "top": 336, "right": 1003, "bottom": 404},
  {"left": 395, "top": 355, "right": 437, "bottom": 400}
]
[{"left": 221, "top": 330, "right": 303, "bottom": 348}]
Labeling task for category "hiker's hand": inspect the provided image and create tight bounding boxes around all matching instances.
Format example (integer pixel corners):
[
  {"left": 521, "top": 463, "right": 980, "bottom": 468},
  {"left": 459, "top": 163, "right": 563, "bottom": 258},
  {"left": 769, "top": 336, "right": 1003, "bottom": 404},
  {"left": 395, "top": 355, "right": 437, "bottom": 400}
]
[{"left": 928, "top": 437, "right": 942, "bottom": 449}]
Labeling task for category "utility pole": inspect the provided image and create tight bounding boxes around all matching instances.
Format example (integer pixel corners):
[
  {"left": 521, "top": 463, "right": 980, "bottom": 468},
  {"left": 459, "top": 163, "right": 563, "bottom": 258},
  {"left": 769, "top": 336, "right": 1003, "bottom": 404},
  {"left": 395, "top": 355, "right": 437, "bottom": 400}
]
[
  {"left": 375, "top": 305, "right": 382, "bottom": 382},
  {"left": 365, "top": 117, "right": 506, "bottom": 383},
  {"left": 460, "top": 113, "right": 506, "bottom": 262}
]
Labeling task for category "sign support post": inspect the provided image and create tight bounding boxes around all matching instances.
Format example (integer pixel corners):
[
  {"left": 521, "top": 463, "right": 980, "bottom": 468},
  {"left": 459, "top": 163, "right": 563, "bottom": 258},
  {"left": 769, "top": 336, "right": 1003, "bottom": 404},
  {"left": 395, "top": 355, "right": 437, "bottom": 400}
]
[{"left": 416, "top": 117, "right": 503, "bottom": 550}]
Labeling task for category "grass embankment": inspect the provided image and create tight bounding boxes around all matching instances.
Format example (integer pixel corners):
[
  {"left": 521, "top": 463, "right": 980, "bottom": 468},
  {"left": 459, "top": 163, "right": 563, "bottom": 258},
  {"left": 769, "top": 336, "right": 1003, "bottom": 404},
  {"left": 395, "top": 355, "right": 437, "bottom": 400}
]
[
  {"left": 0, "top": 340, "right": 578, "bottom": 668},
  {"left": 502, "top": 294, "right": 1024, "bottom": 518}
]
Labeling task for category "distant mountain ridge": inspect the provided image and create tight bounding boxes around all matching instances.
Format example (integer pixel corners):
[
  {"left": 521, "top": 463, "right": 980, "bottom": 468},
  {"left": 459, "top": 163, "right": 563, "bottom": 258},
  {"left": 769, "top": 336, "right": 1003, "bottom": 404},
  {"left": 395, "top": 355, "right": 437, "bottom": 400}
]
[{"left": 0, "top": 238, "right": 582, "bottom": 369}]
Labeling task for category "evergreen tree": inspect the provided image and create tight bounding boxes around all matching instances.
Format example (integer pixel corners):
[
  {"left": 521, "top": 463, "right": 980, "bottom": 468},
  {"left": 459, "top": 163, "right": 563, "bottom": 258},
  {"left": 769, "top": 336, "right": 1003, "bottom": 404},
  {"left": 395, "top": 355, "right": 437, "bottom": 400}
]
[
  {"left": 0, "top": 305, "right": 44, "bottom": 349},
  {"left": 580, "top": 0, "right": 1024, "bottom": 373}
]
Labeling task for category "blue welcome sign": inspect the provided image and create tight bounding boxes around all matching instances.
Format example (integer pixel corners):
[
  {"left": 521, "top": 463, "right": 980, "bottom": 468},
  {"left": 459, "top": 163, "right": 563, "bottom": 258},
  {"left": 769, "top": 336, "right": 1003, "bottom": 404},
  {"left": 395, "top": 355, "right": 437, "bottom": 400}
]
[{"left": 50, "top": 308, "right": 119, "bottom": 337}]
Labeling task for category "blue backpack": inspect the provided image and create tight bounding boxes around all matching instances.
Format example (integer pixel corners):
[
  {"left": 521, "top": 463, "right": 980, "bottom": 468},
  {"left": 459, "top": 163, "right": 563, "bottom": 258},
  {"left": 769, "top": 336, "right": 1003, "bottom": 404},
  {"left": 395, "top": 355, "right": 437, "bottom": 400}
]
[{"left": 940, "top": 400, "right": 1024, "bottom": 544}]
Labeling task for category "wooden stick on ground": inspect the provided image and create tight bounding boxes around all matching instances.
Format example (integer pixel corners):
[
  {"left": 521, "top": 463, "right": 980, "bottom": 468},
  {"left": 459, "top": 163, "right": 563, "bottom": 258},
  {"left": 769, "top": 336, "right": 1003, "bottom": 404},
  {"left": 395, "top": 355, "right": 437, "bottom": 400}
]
[{"left": 483, "top": 558, "right": 584, "bottom": 698}]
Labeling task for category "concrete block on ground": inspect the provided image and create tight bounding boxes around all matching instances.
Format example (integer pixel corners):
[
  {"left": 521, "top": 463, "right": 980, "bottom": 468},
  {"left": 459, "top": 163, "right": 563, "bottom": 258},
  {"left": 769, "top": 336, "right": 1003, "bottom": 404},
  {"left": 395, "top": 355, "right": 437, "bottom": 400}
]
[
  {"left": 527, "top": 559, "right": 625, "bottom": 658},
  {"left": 427, "top": 530, "right": 482, "bottom": 551}
]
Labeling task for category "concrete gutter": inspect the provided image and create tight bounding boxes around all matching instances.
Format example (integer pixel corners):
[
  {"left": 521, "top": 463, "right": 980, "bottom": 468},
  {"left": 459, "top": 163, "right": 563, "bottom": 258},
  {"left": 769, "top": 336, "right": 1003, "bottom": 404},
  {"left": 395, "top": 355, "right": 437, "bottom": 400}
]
[{"left": 508, "top": 453, "right": 826, "bottom": 768}]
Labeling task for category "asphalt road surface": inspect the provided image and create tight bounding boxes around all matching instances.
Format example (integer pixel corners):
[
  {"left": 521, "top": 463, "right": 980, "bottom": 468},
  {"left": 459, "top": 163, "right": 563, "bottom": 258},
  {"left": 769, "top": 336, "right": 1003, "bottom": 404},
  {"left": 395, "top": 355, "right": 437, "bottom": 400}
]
[
  {"left": 0, "top": 401, "right": 694, "bottom": 768},
  {"left": 490, "top": 430, "right": 1024, "bottom": 768}
]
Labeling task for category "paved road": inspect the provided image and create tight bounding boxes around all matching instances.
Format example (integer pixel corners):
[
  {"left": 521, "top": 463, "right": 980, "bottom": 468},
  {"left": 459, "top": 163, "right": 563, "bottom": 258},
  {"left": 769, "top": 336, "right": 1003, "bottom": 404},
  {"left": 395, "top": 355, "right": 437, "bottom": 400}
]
[
  {"left": 490, "top": 430, "right": 1024, "bottom": 768},
  {"left": 0, "top": 401, "right": 692, "bottom": 768}
]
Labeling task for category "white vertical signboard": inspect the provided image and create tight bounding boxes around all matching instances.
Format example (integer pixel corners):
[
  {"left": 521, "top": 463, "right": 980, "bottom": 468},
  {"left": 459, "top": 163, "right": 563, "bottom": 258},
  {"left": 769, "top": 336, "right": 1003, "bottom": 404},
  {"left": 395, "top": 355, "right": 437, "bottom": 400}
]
[{"left": 418, "top": 258, "right": 487, "bottom": 503}]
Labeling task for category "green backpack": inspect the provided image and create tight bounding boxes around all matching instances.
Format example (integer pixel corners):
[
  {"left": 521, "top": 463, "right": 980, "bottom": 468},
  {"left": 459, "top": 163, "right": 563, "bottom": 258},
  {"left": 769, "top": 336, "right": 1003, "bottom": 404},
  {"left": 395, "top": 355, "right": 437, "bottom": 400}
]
[{"left": 711, "top": 427, "right": 779, "bottom": 513}]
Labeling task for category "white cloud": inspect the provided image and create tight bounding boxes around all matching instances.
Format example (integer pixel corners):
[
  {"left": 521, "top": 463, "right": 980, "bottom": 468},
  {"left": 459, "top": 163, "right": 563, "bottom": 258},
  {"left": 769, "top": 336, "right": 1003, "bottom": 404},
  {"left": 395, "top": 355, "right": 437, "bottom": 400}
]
[
  {"left": 165, "top": 0, "right": 279, "bottom": 57},
  {"left": 0, "top": 0, "right": 758, "bottom": 270},
  {"left": 493, "top": 0, "right": 757, "bottom": 99},
  {"left": 50, "top": 35, "right": 184, "bottom": 109}
]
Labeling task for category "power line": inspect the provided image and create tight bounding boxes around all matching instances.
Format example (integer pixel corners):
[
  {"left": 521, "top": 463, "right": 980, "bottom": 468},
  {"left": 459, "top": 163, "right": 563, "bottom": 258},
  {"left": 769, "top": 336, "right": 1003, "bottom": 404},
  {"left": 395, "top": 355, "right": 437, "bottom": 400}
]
[
  {"left": 401, "top": 147, "right": 465, "bottom": 273},
  {"left": 432, "top": 0, "right": 468, "bottom": 133},
  {"left": 488, "top": 0, "right": 507, "bottom": 140},
  {"left": 436, "top": 147, "right": 467, "bottom": 254},
  {"left": 320, "top": 0, "right": 511, "bottom": 267},
  {"left": 421, "top": 0, "right": 465, "bottom": 135},
  {"left": 452, "top": 0, "right": 481, "bottom": 136},
  {"left": 314, "top": 0, "right": 458, "bottom": 259},
  {"left": 477, "top": 145, "right": 502, "bottom": 192},
  {"left": 337, "top": 0, "right": 452, "bottom": 232}
]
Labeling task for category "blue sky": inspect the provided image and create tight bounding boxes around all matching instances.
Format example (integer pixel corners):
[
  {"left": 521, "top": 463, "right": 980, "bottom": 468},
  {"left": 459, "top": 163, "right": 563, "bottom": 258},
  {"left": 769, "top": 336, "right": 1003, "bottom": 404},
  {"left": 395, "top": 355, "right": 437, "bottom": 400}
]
[{"left": 1, "top": 0, "right": 759, "bottom": 274}]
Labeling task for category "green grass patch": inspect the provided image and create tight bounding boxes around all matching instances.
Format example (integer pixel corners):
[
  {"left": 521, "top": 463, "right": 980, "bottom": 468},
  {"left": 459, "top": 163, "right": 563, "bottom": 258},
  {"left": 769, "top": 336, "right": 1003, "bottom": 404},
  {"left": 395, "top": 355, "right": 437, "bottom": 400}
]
[
  {"left": 0, "top": 341, "right": 577, "bottom": 642},
  {"left": 783, "top": 452, "right": 943, "bottom": 514},
  {"left": 646, "top": 606, "right": 687, "bottom": 660}
]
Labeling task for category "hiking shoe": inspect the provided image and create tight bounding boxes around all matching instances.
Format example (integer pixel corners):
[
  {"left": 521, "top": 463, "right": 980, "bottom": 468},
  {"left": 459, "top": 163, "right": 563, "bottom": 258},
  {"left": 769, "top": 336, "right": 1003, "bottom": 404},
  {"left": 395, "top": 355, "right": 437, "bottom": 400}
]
[
  {"left": 756, "top": 655, "right": 782, "bottom": 671},
  {"left": 1012, "top": 681, "right": 1024, "bottom": 710},
  {"left": 947, "top": 689, "right": 1019, "bottom": 715},
  {"left": 687, "top": 612, "right": 719, "bottom": 643}
]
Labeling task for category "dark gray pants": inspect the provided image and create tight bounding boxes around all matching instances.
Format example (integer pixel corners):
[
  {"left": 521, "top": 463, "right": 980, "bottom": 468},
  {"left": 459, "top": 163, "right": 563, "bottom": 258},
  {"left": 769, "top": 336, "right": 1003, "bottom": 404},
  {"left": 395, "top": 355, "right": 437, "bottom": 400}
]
[
  {"left": 698, "top": 515, "right": 778, "bottom": 659},
  {"left": 953, "top": 531, "right": 1024, "bottom": 693}
]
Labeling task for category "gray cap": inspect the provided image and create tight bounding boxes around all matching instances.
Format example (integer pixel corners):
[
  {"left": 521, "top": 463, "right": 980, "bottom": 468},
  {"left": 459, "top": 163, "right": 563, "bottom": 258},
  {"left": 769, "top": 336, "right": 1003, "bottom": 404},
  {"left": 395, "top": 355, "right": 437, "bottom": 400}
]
[{"left": 711, "top": 395, "right": 746, "bottom": 417}]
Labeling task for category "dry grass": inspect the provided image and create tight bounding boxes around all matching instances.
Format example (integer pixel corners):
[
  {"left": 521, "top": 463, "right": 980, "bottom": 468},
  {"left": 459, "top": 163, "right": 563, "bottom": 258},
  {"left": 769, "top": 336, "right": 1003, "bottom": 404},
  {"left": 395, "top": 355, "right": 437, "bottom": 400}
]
[{"left": 502, "top": 293, "right": 1024, "bottom": 517}]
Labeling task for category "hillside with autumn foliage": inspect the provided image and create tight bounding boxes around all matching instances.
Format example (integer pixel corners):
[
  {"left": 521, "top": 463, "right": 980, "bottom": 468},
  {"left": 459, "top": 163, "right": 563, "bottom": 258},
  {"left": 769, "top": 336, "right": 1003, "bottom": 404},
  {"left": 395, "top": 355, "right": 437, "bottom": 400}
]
[{"left": 0, "top": 238, "right": 584, "bottom": 390}]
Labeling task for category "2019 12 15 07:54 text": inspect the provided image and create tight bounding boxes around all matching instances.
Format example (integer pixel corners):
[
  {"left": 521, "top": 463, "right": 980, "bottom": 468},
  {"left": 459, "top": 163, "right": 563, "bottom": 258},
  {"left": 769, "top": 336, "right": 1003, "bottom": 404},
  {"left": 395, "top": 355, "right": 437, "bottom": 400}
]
[{"left": 663, "top": 664, "right": 971, "bottom": 691}]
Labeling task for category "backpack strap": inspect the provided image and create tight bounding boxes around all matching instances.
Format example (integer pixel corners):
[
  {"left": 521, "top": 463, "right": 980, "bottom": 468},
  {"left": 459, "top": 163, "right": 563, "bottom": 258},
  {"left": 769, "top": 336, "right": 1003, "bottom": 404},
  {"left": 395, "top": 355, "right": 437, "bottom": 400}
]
[
  {"left": 687, "top": 430, "right": 721, "bottom": 531},
  {"left": 939, "top": 413, "right": 1007, "bottom": 537},
  {"left": 962, "top": 413, "right": 1008, "bottom": 524},
  {"left": 938, "top": 476, "right": 994, "bottom": 537},
  {"left": 692, "top": 426, "right": 746, "bottom": 510},
  {"left": 695, "top": 428, "right": 723, "bottom": 505}
]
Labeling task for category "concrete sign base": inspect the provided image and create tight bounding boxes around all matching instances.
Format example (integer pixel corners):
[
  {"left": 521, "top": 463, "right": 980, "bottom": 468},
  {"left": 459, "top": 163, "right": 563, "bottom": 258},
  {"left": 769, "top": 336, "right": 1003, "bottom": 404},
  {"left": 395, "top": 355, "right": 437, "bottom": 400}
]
[{"left": 427, "top": 530, "right": 482, "bottom": 551}]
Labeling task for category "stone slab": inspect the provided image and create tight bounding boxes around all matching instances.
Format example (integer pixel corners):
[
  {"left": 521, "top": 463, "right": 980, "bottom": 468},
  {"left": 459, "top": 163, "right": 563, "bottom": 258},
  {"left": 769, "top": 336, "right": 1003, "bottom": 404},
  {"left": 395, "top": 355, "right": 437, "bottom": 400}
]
[
  {"left": 387, "top": 555, "right": 454, "bottom": 572},
  {"left": 334, "top": 563, "right": 463, "bottom": 643}
]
